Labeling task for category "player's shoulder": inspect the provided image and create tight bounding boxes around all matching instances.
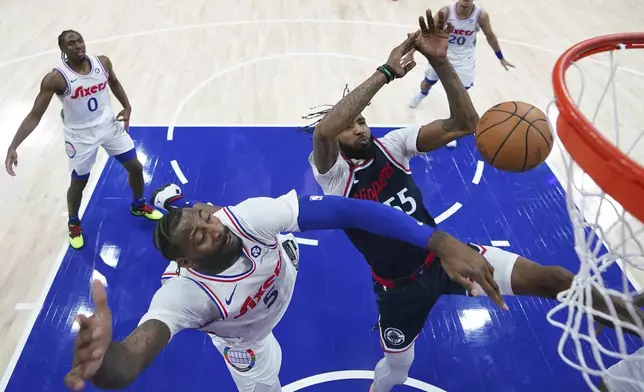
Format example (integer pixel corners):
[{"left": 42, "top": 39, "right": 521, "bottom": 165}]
[
  {"left": 44, "top": 69, "right": 67, "bottom": 92},
  {"left": 96, "top": 55, "right": 112, "bottom": 68},
  {"left": 378, "top": 125, "right": 420, "bottom": 145},
  {"left": 153, "top": 276, "right": 211, "bottom": 306}
]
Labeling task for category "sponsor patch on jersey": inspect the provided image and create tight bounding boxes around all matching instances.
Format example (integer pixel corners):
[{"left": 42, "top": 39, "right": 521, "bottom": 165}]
[
  {"left": 65, "top": 141, "right": 76, "bottom": 158},
  {"left": 383, "top": 327, "right": 406, "bottom": 346},
  {"left": 223, "top": 347, "right": 256, "bottom": 373},
  {"left": 282, "top": 239, "right": 299, "bottom": 270}
]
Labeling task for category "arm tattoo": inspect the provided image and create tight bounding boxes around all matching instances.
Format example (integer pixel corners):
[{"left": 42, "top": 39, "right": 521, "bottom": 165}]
[
  {"left": 429, "top": 58, "right": 478, "bottom": 131},
  {"left": 313, "top": 71, "right": 388, "bottom": 172},
  {"left": 92, "top": 320, "right": 170, "bottom": 389}
]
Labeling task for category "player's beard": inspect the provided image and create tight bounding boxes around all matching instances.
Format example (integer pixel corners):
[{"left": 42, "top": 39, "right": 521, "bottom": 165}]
[
  {"left": 339, "top": 136, "right": 376, "bottom": 160},
  {"left": 198, "top": 230, "right": 244, "bottom": 274}
]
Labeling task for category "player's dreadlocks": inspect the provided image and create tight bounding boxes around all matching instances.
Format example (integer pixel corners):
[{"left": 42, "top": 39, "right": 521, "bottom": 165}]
[
  {"left": 57, "top": 29, "right": 79, "bottom": 61},
  {"left": 298, "top": 84, "right": 371, "bottom": 134},
  {"left": 153, "top": 208, "right": 185, "bottom": 261}
]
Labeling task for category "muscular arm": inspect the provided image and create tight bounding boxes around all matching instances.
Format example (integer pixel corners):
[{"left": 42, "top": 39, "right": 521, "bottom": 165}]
[
  {"left": 91, "top": 319, "right": 170, "bottom": 389},
  {"left": 414, "top": 56, "right": 479, "bottom": 153},
  {"left": 8, "top": 72, "right": 64, "bottom": 150},
  {"left": 479, "top": 12, "right": 502, "bottom": 54},
  {"left": 99, "top": 55, "right": 131, "bottom": 112},
  {"left": 312, "top": 72, "right": 388, "bottom": 174}
]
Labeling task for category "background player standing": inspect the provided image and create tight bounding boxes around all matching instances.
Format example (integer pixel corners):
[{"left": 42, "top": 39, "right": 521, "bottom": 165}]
[
  {"left": 408, "top": 0, "right": 514, "bottom": 148},
  {"left": 4, "top": 30, "right": 162, "bottom": 249}
]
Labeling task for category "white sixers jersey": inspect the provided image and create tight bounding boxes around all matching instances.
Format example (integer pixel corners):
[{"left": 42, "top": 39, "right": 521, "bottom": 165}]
[
  {"left": 54, "top": 55, "right": 115, "bottom": 130},
  {"left": 151, "top": 191, "right": 301, "bottom": 348},
  {"left": 446, "top": 2, "right": 483, "bottom": 63}
]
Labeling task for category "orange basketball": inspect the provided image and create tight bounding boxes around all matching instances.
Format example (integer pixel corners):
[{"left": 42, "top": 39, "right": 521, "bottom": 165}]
[{"left": 475, "top": 101, "right": 554, "bottom": 172}]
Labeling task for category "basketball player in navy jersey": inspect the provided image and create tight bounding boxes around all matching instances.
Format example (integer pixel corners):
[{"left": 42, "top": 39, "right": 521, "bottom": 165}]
[
  {"left": 306, "top": 10, "right": 642, "bottom": 392},
  {"left": 4, "top": 30, "right": 162, "bottom": 250},
  {"left": 408, "top": 0, "right": 514, "bottom": 149}
]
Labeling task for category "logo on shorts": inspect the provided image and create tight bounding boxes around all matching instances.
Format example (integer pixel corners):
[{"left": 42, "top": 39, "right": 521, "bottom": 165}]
[
  {"left": 383, "top": 328, "right": 406, "bottom": 346},
  {"left": 309, "top": 195, "right": 323, "bottom": 201},
  {"left": 65, "top": 141, "right": 76, "bottom": 158},
  {"left": 223, "top": 347, "right": 256, "bottom": 373},
  {"left": 251, "top": 246, "right": 261, "bottom": 258}
]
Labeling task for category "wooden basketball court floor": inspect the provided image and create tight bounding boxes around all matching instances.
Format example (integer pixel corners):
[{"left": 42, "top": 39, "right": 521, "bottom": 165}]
[{"left": 1, "top": 1, "right": 643, "bottom": 391}]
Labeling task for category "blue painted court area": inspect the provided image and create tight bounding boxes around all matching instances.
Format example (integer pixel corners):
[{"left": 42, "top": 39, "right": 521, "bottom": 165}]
[{"left": 4, "top": 126, "right": 641, "bottom": 392}]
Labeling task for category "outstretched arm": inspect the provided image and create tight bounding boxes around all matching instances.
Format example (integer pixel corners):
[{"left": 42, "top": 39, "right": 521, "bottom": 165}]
[
  {"left": 90, "top": 320, "right": 170, "bottom": 389},
  {"left": 479, "top": 11, "right": 514, "bottom": 71},
  {"left": 297, "top": 194, "right": 506, "bottom": 309},
  {"left": 312, "top": 32, "right": 419, "bottom": 174},
  {"left": 413, "top": 56, "right": 479, "bottom": 153},
  {"left": 5, "top": 72, "right": 63, "bottom": 175},
  {"left": 99, "top": 55, "right": 132, "bottom": 129}
]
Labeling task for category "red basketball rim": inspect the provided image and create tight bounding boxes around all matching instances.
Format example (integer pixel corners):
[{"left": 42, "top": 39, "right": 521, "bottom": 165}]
[{"left": 552, "top": 32, "right": 644, "bottom": 222}]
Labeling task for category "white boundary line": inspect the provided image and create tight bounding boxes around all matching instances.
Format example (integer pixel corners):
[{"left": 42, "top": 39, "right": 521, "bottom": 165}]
[
  {"left": 166, "top": 52, "right": 382, "bottom": 141},
  {"left": 282, "top": 370, "right": 445, "bottom": 392},
  {"left": 1, "top": 19, "right": 642, "bottom": 78},
  {"left": 472, "top": 160, "right": 485, "bottom": 184},
  {"left": 0, "top": 157, "right": 109, "bottom": 391},
  {"left": 170, "top": 160, "right": 188, "bottom": 184},
  {"left": 490, "top": 240, "right": 511, "bottom": 247}
]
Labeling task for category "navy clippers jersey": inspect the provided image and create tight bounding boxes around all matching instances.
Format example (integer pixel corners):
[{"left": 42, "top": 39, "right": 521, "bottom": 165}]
[
  {"left": 343, "top": 139, "right": 436, "bottom": 279},
  {"left": 309, "top": 126, "right": 437, "bottom": 280}
]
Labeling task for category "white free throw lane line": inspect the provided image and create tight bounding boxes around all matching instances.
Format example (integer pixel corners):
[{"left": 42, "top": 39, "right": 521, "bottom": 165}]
[
  {"left": 434, "top": 202, "right": 463, "bottom": 224},
  {"left": 170, "top": 160, "right": 188, "bottom": 184}
]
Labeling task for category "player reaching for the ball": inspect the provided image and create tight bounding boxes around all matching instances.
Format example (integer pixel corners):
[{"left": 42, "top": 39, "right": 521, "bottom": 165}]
[
  {"left": 408, "top": 0, "right": 514, "bottom": 149},
  {"left": 64, "top": 181, "right": 506, "bottom": 392},
  {"left": 304, "top": 9, "right": 643, "bottom": 392}
]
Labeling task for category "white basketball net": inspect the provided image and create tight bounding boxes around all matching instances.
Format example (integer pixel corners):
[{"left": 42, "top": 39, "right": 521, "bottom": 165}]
[{"left": 545, "top": 42, "right": 644, "bottom": 391}]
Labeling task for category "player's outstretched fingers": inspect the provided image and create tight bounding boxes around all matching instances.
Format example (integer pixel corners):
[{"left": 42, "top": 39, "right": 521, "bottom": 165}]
[
  {"left": 424, "top": 9, "right": 435, "bottom": 33},
  {"left": 475, "top": 269, "right": 507, "bottom": 311},
  {"left": 64, "top": 370, "right": 85, "bottom": 391}
]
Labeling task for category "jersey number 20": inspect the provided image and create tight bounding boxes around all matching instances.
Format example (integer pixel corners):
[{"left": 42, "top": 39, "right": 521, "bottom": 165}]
[
  {"left": 383, "top": 187, "right": 417, "bottom": 215},
  {"left": 87, "top": 97, "right": 98, "bottom": 112},
  {"left": 449, "top": 35, "right": 466, "bottom": 45}
]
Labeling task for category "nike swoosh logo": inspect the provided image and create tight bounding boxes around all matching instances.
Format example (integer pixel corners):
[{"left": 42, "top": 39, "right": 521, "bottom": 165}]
[
  {"left": 225, "top": 284, "right": 238, "bottom": 305},
  {"left": 70, "top": 77, "right": 79, "bottom": 83}
]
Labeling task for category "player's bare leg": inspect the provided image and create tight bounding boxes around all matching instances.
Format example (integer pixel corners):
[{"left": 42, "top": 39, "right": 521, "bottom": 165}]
[
  {"left": 119, "top": 154, "right": 162, "bottom": 221},
  {"left": 67, "top": 175, "right": 88, "bottom": 249}
]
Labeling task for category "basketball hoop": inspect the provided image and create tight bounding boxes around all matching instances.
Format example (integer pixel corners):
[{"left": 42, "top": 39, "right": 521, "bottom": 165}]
[{"left": 546, "top": 33, "right": 644, "bottom": 391}]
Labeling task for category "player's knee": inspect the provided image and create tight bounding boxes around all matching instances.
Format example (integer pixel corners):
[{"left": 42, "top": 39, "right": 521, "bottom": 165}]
[{"left": 122, "top": 157, "right": 142, "bottom": 173}]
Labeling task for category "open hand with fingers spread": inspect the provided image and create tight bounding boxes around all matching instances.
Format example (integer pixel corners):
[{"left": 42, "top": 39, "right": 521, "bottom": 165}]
[
  {"left": 382, "top": 30, "right": 421, "bottom": 80},
  {"left": 64, "top": 280, "right": 113, "bottom": 391},
  {"left": 414, "top": 9, "right": 451, "bottom": 60}
]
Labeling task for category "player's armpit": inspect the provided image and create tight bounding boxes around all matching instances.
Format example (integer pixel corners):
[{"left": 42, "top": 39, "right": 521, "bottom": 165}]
[{"left": 91, "top": 319, "right": 170, "bottom": 389}]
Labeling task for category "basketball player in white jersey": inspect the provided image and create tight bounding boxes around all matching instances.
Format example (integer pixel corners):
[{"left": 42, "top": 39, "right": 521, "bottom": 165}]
[
  {"left": 408, "top": 0, "right": 514, "bottom": 148},
  {"left": 4, "top": 30, "right": 162, "bottom": 250},
  {"left": 63, "top": 178, "right": 509, "bottom": 391}
]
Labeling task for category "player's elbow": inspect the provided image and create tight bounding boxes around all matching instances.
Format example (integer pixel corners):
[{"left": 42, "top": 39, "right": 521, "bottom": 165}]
[{"left": 451, "top": 112, "right": 479, "bottom": 134}]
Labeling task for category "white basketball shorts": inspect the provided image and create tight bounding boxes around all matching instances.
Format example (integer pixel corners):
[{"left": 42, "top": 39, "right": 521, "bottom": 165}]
[
  {"left": 210, "top": 332, "right": 283, "bottom": 392},
  {"left": 64, "top": 119, "right": 135, "bottom": 177},
  {"left": 424, "top": 57, "right": 476, "bottom": 89}
]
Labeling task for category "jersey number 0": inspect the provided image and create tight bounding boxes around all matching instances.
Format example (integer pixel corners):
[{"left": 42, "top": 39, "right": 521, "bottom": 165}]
[{"left": 87, "top": 97, "right": 98, "bottom": 112}]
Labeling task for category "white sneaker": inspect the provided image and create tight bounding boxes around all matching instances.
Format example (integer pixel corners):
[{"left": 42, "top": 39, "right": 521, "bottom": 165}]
[
  {"left": 151, "top": 183, "right": 183, "bottom": 211},
  {"left": 446, "top": 140, "right": 457, "bottom": 149},
  {"left": 409, "top": 93, "right": 426, "bottom": 108}
]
